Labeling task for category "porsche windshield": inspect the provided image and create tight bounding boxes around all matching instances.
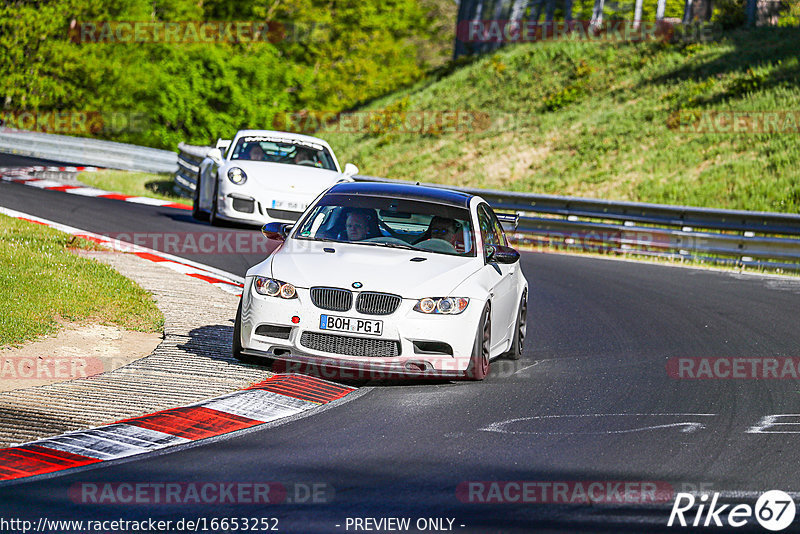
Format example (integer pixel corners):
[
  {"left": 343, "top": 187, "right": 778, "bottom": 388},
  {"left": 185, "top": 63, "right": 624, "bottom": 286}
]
[
  {"left": 230, "top": 136, "right": 337, "bottom": 171},
  {"left": 294, "top": 194, "right": 476, "bottom": 257}
]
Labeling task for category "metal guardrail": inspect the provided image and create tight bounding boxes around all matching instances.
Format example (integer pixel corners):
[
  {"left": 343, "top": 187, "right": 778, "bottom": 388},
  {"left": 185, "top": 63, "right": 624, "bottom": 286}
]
[
  {"left": 175, "top": 142, "right": 208, "bottom": 193},
  {"left": 0, "top": 129, "right": 177, "bottom": 174},
  {"left": 176, "top": 143, "right": 800, "bottom": 271}
]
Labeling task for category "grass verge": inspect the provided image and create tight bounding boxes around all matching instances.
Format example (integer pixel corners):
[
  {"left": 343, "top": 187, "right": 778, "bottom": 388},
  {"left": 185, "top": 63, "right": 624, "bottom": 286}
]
[
  {"left": 322, "top": 27, "right": 800, "bottom": 213},
  {"left": 0, "top": 214, "right": 164, "bottom": 347},
  {"left": 78, "top": 169, "right": 191, "bottom": 206}
]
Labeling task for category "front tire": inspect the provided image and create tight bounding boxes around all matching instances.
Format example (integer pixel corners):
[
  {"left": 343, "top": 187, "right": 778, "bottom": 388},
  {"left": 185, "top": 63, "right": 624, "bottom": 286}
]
[
  {"left": 466, "top": 303, "right": 491, "bottom": 380},
  {"left": 506, "top": 291, "right": 527, "bottom": 360},
  {"left": 209, "top": 177, "right": 221, "bottom": 226},
  {"left": 232, "top": 299, "right": 246, "bottom": 362},
  {"left": 191, "top": 170, "right": 209, "bottom": 221}
]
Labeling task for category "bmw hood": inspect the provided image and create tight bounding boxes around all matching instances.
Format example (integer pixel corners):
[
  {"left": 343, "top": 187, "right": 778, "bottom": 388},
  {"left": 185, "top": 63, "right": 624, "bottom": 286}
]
[
  {"left": 222, "top": 161, "right": 348, "bottom": 195},
  {"left": 260, "top": 240, "right": 482, "bottom": 299}
]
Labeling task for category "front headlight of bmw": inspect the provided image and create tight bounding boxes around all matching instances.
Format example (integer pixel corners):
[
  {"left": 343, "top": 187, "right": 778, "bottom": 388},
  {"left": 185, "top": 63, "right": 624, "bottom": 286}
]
[
  {"left": 227, "top": 167, "right": 247, "bottom": 185},
  {"left": 413, "top": 297, "right": 469, "bottom": 315},
  {"left": 254, "top": 276, "right": 297, "bottom": 299}
]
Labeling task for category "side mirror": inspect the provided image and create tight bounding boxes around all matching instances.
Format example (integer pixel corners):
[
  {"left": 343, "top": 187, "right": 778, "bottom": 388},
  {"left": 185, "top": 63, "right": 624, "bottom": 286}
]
[
  {"left": 486, "top": 244, "right": 520, "bottom": 264},
  {"left": 261, "top": 222, "right": 292, "bottom": 241},
  {"left": 207, "top": 148, "right": 223, "bottom": 164},
  {"left": 215, "top": 138, "right": 231, "bottom": 153},
  {"left": 343, "top": 163, "right": 359, "bottom": 176}
]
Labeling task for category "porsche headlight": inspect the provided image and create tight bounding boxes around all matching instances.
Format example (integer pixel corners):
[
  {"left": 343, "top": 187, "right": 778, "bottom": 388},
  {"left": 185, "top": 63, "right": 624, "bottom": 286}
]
[
  {"left": 227, "top": 167, "right": 247, "bottom": 185},
  {"left": 254, "top": 276, "right": 296, "bottom": 299},
  {"left": 413, "top": 297, "right": 469, "bottom": 315}
]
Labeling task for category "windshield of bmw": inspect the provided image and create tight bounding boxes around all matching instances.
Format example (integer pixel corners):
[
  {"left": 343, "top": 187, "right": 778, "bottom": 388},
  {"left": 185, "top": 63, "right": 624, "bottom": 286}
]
[
  {"left": 230, "top": 135, "right": 337, "bottom": 170},
  {"left": 293, "top": 194, "right": 476, "bottom": 257}
]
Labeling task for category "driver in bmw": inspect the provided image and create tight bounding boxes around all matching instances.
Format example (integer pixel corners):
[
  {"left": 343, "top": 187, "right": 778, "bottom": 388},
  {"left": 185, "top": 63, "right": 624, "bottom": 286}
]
[{"left": 345, "top": 211, "right": 370, "bottom": 241}]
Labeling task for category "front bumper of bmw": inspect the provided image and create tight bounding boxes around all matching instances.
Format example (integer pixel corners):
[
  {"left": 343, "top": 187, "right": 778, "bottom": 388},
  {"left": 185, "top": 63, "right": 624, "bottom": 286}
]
[{"left": 239, "top": 278, "right": 485, "bottom": 379}]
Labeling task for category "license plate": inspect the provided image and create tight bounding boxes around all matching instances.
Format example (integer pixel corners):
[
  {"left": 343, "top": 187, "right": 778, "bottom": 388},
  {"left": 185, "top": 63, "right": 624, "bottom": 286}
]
[
  {"left": 319, "top": 314, "right": 383, "bottom": 336},
  {"left": 271, "top": 199, "right": 307, "bottom": 211}
]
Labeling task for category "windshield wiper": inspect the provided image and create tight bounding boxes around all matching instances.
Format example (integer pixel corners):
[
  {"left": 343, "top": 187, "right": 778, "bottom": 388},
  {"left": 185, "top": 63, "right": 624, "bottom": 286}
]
[{"left": 359, "top": 241, "right": 416, "bottom": 250}]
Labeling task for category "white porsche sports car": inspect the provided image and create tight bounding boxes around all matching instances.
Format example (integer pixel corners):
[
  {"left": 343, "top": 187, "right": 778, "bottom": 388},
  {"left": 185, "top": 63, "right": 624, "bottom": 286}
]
[
  {"left": 192, "top": 130, "right": 359, "bottom": 226},
  {"left": 233, "top": 182, "right": 528, "bottom": 380}
]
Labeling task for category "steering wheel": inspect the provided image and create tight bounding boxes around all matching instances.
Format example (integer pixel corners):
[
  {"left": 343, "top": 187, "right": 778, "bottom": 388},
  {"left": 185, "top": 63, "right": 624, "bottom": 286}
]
[
  {"left": 415, "top": 238, "right": 457, "bottom": 253},
  {"left": 377, "top": 220, "right": 403, "bottom": 239},
  {"left": 295, "top": 159, "right": 316, "bottom": 166}
]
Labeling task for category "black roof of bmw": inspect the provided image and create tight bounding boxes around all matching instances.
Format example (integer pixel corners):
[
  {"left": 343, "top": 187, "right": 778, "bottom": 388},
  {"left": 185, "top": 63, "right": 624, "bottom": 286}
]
[{"left": 327, "top": 181, "right": 472, "bottom": 208}]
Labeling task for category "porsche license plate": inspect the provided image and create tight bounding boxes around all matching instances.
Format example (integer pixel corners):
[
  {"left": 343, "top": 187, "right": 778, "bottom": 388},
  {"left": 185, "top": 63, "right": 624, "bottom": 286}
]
[
  {"left": 319, "top": 314, "right": 383, "bottom": 336},
  {"left": 271, "top": 199, "right": 307, "bottom": 211}
]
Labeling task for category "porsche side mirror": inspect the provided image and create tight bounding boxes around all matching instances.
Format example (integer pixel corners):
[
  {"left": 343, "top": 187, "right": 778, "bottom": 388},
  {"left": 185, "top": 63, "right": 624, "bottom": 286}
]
[
  {"left": 343, "top": 163, "right": 359, "bottom": 176},
  {"left": 486, "top": 244, "right": 520, "bottom": 264},
  {"left": 262, "top": 222, "right": 292, "bottom": 241},
  {"left": 215, "top": 138, "right": 231, "bottom": 153},
  {"left": 207, "top": 148, "right": 223, "bottom": 164}
]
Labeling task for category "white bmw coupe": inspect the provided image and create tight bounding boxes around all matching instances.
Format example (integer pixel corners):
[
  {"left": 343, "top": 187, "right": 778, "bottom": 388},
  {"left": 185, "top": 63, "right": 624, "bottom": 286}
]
[
  {"left": 192, "top": 130, "right": 359, "bottom": 226},
  {"left": 233, "top": 182, "right": 528, "bottom": 380}
]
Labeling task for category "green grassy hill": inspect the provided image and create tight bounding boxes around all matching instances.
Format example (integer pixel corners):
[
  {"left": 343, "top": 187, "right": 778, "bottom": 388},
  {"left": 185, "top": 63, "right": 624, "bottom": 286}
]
[{"left": 322, "top": 28, "right": 800, "bottom": 213}]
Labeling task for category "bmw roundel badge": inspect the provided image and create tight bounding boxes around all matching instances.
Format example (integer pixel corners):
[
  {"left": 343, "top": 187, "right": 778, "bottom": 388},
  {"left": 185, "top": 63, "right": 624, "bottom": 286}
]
[{"left": 352, "top": 282, "right": 363, "bottom": 289}]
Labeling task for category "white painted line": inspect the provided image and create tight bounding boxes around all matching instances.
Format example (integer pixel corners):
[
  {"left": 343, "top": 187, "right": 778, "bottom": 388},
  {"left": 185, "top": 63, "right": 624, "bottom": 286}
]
[
  {"left": 29, "top": 436, "right": 120, "bottom": 461},
  {"left": 481, "top": 413, "right": 718, "bottom": 435},
  {"left": 32, "top": 426, "right": 188, "bottom": 460},
  {"left": 124, "top": 196, "right": 173, "bottom": 206},
  {"left": 198, "top": 390, "right": 313, "bottom": 422},
  {"left": 91, "top": 424, "right": 193, "bottom": 448},
  {"left": 64, "top": 187, "right": 112, "bottom": 197},
  {"left": 16, "top": 179, "right": 64, "bottom": 189}
]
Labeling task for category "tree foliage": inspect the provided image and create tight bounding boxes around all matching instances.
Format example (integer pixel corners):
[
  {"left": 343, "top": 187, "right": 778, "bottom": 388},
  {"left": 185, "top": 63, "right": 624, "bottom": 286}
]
[{"left": 0, "top": 0, "right": 444, "bottom": 148}]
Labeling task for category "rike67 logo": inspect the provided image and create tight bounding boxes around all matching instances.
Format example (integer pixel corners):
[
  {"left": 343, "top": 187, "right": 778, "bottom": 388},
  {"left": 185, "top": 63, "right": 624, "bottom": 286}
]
[{"left": 668, "top": 491, "right": 796, "bottom": 531}]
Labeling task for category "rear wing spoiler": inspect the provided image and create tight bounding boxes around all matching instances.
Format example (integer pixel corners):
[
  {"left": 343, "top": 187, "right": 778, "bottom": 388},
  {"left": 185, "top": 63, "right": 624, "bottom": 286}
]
[{"left": 495, "top": 212, "right": 520, "bottom": 231}]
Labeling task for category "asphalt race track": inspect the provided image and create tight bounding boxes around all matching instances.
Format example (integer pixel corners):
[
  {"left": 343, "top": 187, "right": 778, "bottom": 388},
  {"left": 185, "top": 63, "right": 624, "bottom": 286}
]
[{"left": 2, "top": 156, "right": 800, "bottom": 533}]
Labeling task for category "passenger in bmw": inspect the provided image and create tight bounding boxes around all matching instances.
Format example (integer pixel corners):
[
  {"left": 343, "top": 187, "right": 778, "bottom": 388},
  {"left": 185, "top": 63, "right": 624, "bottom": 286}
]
[{"left": 416, "top": 216, "right": 459, "bottom": 246}]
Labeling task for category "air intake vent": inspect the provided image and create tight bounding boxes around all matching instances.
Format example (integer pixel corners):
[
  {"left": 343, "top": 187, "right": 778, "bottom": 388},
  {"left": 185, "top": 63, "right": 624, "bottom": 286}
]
[
  {"left": 300, "top": 331, "right": 400, "bottom": 358},
  {"left": 356, "top": 292, "right": 402, "bottom": 315},
  {"left": 255, "top": 324, "right": 292, "bottom": 339},
  {"left": 310, "top": 287, "right": 353, "bottom": 312},
  {"left": 232, "top": 197, "right": 255, "bottom": 213}
]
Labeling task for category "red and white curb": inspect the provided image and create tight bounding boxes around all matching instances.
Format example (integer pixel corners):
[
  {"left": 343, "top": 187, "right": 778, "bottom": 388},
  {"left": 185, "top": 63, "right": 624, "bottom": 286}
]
[
  {"left": 0, "top": 206, "right": 244, "bottom": 297},
  {"left": 0, "top": 374, "right": 355, "bottom": 482},
  {"left": 0, "top": 165, "right": 99, "bottom": 173},
  {"left": 0, "top": 166, "right": 192, "bottom": 211}
]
